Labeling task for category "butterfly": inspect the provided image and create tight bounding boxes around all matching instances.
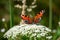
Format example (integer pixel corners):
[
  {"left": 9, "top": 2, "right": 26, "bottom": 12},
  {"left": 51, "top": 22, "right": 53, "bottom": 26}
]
[{"left": 21, "top": 10, "right": 45, "bottom": 24}]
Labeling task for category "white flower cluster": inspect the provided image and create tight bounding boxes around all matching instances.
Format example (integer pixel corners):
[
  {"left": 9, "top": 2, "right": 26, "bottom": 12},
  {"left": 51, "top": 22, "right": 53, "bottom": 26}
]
[
  {"left": 4, "top": 24, "right": 52, "bottom": 40},
  {"left": 14, "top": 0, "right": 37, "bottom": 12},
  {"left": 27, "top": 0, "right": 37, "bottom": 12}
]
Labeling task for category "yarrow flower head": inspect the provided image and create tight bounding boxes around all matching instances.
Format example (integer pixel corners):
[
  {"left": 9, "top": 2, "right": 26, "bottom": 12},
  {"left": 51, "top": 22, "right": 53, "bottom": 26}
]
[{"left": 4, "top": 24, "right": 52, "bottom": 40}]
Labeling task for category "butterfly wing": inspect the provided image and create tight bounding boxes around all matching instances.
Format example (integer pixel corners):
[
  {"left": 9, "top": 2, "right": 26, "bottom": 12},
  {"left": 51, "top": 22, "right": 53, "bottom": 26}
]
[
  {"left": 34, "top": 10, "right": 45, "bottom": 23},
  {"left": 21, "top": 15, "right": 32, "bottom": 24}
]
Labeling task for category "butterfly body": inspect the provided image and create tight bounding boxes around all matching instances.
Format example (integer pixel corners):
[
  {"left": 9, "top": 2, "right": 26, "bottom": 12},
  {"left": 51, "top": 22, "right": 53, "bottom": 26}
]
[{"left": 21, "top": 10, "right": 45, "bottom": 24}]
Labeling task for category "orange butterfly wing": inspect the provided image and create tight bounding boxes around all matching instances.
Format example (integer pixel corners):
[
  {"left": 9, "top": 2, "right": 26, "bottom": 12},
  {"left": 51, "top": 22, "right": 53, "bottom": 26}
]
[
  {"left": 21, "top": 15, "right": 32, "bottom": 24},
  {"left": 34, "top": 10, "right": 44, "bottom": 23}
]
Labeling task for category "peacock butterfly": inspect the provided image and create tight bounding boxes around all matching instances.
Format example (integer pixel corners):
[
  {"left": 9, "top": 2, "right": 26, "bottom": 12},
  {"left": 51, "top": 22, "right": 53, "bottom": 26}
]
[{"left": 21, "top": 10, "right": 45, "bottom": 24}]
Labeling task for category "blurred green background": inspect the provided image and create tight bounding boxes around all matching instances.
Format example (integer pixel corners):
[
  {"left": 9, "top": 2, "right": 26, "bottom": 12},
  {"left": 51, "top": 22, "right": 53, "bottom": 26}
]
[{"left": 0, "top": 0, "right": 60, "bottom": 40}]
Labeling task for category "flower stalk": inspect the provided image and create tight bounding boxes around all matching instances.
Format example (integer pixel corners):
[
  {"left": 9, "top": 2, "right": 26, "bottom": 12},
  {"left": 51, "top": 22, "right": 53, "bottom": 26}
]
[{"left": 9, "top": 0, "right": 14, "bottom": 27}]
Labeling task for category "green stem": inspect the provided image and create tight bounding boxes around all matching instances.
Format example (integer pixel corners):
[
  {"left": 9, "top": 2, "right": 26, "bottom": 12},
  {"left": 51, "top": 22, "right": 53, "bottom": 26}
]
[
  {"left": 4, "top": 22, "right": 8, "bottom": 30},
  {"left": 9, "top": 0, "right": 14, "bottom": 27},
  {"left": 49, "top": 0, "right": 52, "bottom": 29}
]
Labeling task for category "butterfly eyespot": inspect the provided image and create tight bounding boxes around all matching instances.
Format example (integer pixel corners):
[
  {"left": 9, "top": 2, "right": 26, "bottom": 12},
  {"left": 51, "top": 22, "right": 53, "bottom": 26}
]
[
  {"left": 24, "top": 20, "right": 28, "bottom": 24},
  {"left": 25, "top": 20, "right": 28, "bottom": 22}
]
